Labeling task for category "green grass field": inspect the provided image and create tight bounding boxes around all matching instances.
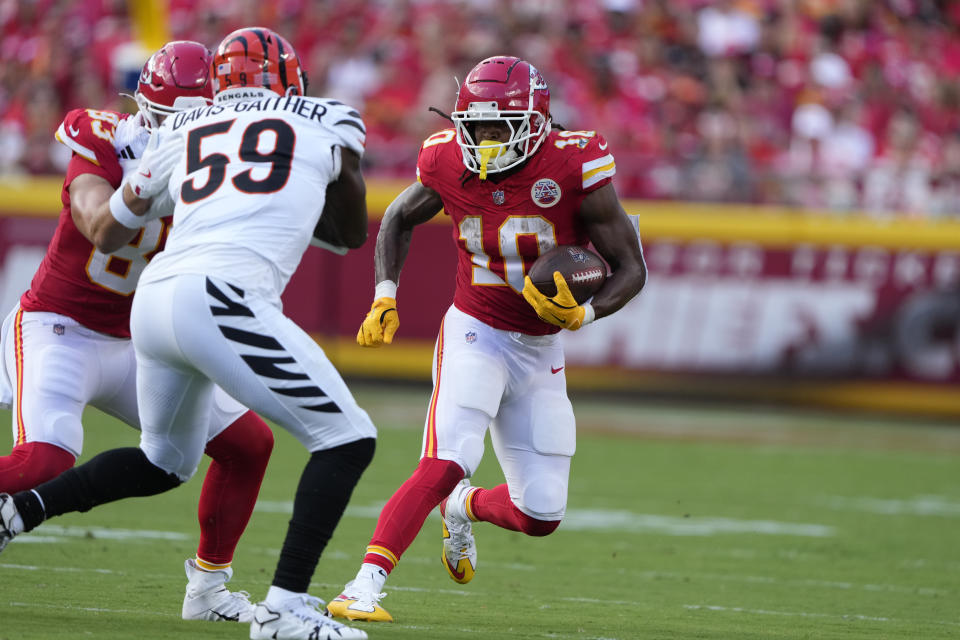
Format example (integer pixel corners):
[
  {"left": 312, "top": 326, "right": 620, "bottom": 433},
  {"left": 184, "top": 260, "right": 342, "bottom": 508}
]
[{"left": 1, "top": 382, "right": 958, "bottom": 640}]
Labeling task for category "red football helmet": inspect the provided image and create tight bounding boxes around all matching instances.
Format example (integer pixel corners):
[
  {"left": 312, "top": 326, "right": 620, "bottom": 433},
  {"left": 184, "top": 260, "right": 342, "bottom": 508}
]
[
  {"left": 212, "top": 27, "right": 306, "bottom": 97},
  {"left": 452, "top": 56, "right": 551, "bottom": 177},
  {"left": 135, "top": 41, "right": 214, "bottom": 129}
]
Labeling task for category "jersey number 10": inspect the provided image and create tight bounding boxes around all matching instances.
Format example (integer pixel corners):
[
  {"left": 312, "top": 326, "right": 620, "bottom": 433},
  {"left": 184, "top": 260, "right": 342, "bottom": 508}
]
[{"left": 458, "top": 215, "right": 557, "bottom": 292}]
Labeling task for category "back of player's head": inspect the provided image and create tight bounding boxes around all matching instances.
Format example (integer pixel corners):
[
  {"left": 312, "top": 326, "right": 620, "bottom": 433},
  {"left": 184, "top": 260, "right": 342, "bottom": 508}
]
[
  {"left": 135, "top": 40, "right": 214, "bottom": 129},
  {"left": 452, "top": 56, "right": 551, "bottom": 177},
  {"left": 212, "top": 27, "right": 307, "bottom": 99}
]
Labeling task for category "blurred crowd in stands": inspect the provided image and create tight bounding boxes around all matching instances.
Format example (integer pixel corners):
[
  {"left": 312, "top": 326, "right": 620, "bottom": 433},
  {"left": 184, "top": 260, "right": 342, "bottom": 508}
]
[{"left": 2, "top": 0, "right": 960, "bottom": 217}]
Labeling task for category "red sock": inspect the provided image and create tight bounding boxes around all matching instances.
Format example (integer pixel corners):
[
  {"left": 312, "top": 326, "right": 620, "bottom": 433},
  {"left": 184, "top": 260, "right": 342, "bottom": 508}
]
[
  {"left": 196, "top": 411, "right": 274, "bottom": 565},
  {"left": 470, "top": 484, "right": 561, "bottom": 537},
  {"left": 363, "top": 457, "right": 464, "bottom": 573},
  {"left": 0, "top": 442, "right": 76, "bottom": 493}
]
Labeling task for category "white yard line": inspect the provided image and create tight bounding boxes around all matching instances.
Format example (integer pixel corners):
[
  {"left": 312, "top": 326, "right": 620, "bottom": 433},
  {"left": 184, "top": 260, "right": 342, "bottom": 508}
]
[
  {"left": 823, "top": 495, "right": 960, "bottom": 517},
  {"left": 629, "top": 570, "right": 948, "bottom": 596},
  {"left": 7, "top": 601, "right": 178, "bottom": 617},
  {"left": 256, "top": 501, "right": 836, "bottom": 537},
  {"left": 559, "top": 510, "right": 833, "bottom": 536},
  {"left": 685, "top": 603, "right": 890, "bottom": 622},
  {"left": 32, "top": 523, "right": 190, "bottom": 540}
]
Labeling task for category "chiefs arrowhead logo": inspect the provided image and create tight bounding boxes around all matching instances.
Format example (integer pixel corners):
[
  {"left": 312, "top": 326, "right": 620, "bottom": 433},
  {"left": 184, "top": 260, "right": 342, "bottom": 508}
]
[{"left": 531, "top": 178, "right": 561, "bottom": 208}]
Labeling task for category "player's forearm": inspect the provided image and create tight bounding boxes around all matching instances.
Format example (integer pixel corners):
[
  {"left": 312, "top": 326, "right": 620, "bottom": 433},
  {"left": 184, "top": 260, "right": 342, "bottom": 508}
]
[
  {"left": 588, "top": 256, "right": 646, "bottom": 319},
  {"left": 373, "top": 214, "right": 413, "bottom": 284},
  {"left": 121, "top": 183, "right": 151, "bottom": 215},
  {"left": 373, "top": 182, "right": 443, "bottom": 285},
  {"left": 89, "top": 215, "right": 140, "bottom": 254},
  {"left": 318, "top": 148, "right": 368, "bottom": 249},
  {"left": 70, "top": 178, "right": 140, "bottom": 253},
  {"left": 322, "top": 177, "right": 368, "bottom": 249}
]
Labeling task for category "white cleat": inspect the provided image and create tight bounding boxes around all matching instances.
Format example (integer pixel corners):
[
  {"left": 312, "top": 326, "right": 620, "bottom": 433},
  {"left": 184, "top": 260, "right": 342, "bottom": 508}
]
[
  {"left": 250, "top": 594, "right": 368, "bottom": 640},
  {"left": 326, "top": 577, "right": 393, "bottom": 622},
  {"left": 440, "top": 479, "right": 478, "bottom": 584},
  {"left": 182, "top": 558, "right": 255, "bottom": 622},
  {"left": 0, "top": 493, "right": 22, "bottom": 553}
]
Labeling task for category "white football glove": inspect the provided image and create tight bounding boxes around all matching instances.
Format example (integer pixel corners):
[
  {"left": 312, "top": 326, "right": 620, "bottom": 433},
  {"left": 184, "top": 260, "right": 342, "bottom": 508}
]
[
  {"left": 127, "top": 127, "right": 179, "bottom": 199},
  {"left": 143, "top": 185, "right": 175, "bottom": 221}
]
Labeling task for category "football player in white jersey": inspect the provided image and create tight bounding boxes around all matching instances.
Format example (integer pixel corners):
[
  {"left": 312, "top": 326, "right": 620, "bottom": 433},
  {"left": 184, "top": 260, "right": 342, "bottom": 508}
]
[
  {"left": 0, "top": 27, "right": 374, "bottom": 640},
  {"left": 0, "top": 40, "right": 273, "bottom": 624}
]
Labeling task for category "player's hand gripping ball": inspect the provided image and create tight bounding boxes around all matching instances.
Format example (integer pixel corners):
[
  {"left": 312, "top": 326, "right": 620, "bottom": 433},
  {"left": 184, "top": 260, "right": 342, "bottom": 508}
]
[{"left": 522, "top": 245, "right": 607, "bottom": 330}]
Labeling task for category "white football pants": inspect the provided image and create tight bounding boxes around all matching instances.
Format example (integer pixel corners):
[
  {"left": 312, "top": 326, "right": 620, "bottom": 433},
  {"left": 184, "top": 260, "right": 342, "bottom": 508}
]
[
  {"left": 424, "top": 304, "right": 576, "bottom": 521},
  {"left": 0, "top": 305, "right": 246, "bottom": 458},
  {"left": 130, "top": 274, "right": 376, "bottom": 480}
]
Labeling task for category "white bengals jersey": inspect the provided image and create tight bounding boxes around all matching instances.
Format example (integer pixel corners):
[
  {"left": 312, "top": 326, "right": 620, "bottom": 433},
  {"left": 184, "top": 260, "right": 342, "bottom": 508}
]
[{"left": 140, "top": 92, "right": 365, "bottom": 299}]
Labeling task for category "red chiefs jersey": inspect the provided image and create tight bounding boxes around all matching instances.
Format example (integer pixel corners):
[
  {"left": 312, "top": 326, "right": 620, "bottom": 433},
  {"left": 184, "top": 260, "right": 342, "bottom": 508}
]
[
  {"left": 417, "top": 128, "right": 615, "bottom": 335},
  {"left": 19, "top": 108, "right": 169, "bottom": 338}
]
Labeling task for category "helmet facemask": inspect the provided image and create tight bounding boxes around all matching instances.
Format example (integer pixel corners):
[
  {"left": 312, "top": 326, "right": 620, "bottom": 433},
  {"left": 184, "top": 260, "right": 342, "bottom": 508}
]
[
  {"left": 135, "top": 93, "right": 211, "bottom": 129},
  {"left": 452, "top": 103, "right": 548, "bottom": 179}
]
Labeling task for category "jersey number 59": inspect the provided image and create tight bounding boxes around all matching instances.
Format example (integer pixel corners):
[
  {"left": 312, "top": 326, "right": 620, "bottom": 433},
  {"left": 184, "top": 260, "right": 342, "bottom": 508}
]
[{"left": 181, "top": 118, "right": 296, "bottom": 203}]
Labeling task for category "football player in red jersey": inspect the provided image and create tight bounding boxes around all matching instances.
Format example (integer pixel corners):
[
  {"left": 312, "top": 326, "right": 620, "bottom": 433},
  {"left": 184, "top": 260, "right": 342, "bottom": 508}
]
[
  {"left": 0, "top": 41, "right": 274, "bottom": 623},
  {"left": 327, "top": 56, "right": 647, "bottom": 621}
]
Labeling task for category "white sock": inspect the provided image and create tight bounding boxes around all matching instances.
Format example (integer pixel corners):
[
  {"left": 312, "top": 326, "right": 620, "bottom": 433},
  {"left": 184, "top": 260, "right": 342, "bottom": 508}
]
[
  {"left": 355, "top": 562, "right": 388, "bottom": 592},
  {"left": 265, "top": 585, "right": 303, "bottom": 608}
]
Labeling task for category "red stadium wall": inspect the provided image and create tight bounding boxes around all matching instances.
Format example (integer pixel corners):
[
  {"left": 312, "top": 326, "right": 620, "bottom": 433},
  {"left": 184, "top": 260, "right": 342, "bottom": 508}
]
[{"left": 2, "top": 178, "right": 959, "bottom": 417}]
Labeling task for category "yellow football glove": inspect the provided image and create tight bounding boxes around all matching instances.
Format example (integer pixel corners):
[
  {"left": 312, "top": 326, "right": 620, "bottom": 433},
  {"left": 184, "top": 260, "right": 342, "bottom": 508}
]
[
  {"left": 357, "top": 297, "right": 399, "bottom": 347},
  {"left": 522, "top": 272, "right": 592, "bottom": 331}
]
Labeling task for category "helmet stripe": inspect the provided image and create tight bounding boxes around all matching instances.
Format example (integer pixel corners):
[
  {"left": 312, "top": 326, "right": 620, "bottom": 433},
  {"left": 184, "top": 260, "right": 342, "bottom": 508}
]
[
  {"left": 274, "top": 34, "right": 290, "bottom": 92},
  {"left": 224, "top": 33, "right": 249, "bottom": 58},
  {"left": 249, "top": 28, "right": 272, "bottom": 88}
]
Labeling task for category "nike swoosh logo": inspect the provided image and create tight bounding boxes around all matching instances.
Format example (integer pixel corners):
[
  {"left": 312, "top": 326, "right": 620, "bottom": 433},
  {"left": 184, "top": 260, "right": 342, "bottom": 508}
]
[
  {"left": 447, "top": 558, "right": 467, "bottom": 581},
  {"left": 551, "top": 366, "right": 564, "bottom": 374},
  {"left": 68, "top": 125, "right": 80, "bottom": 137},
  {"left": 139, "top": 169, "right": 152, "bottom": 178},
  {"left": 599, "top": 140, "right": 608, "bottom": 150}
]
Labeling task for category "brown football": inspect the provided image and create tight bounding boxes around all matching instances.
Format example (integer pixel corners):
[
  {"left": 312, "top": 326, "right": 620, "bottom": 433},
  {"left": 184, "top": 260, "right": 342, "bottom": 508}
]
[{"left": 528, "top": 245, "right": 607, "bottom": 304}]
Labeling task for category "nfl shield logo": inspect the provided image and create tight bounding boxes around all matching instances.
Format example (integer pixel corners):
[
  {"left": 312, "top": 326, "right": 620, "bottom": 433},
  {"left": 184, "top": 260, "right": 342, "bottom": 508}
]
[
  {"left": 492, "top": 190, "right": 505, "bottom": 205},
  {"left": 465, "top": 331, "right": 477, "bottom": 344},
  {"left": 53, "top": 324, "right": 65, "bottom": 335}
]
